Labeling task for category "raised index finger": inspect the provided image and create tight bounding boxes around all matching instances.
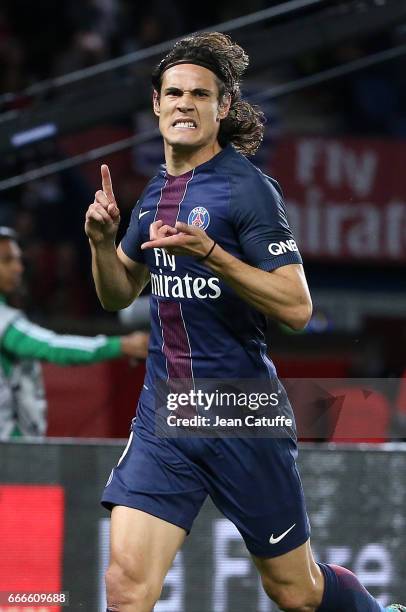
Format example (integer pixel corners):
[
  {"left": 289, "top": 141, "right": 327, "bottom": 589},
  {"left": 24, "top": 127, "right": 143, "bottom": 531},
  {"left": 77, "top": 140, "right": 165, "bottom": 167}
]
[{"left": 101, "top": 164, "right": 115, "bottom": 203}]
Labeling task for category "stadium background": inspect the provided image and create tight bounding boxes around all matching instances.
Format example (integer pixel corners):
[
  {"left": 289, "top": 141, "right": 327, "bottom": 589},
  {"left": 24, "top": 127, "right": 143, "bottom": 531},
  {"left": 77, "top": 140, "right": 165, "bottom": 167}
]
[{"left": 0, "top": 0, "right": 405, "bottom": 610}]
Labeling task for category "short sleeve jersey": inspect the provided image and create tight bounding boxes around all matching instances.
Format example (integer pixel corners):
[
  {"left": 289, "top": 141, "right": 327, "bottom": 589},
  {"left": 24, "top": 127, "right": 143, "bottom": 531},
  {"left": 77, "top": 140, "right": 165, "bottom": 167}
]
[{"left": 121, "top": 145, "right": 302, "bottom": 424}]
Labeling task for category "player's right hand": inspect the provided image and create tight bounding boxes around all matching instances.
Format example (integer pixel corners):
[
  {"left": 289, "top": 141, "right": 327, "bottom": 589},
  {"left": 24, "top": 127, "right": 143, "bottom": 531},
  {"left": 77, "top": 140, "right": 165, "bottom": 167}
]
[{"left": 85, "top": 164, "right": 120, "bottom": 244}]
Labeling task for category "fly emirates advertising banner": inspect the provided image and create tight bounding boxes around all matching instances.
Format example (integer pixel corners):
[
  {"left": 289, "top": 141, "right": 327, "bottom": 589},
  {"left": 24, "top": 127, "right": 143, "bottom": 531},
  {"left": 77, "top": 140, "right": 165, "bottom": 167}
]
[{"left": 271, "top": 137, "right": 406, "bottom": 262}]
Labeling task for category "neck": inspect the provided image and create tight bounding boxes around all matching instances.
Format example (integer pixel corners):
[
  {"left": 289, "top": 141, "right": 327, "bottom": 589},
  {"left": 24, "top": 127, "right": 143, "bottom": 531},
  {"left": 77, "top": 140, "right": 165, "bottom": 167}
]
[{"left": 164, "top": 141, "right": 222, "bottom": 176}]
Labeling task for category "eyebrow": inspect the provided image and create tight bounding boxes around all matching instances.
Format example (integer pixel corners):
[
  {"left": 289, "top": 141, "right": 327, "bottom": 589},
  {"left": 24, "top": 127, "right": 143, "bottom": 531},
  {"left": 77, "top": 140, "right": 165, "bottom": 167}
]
[{"left": 163, "top": 87, "right": 213, "bottom": 95}]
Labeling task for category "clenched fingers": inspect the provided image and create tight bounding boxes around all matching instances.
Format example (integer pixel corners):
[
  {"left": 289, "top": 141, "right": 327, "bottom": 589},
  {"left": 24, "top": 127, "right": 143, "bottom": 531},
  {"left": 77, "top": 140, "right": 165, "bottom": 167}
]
[
  {"left": 94, "top": 190, "right": 120, "bottom": 220},
  {"left": 95, "top": 190, "right": 109, "bottom": 208},
  {"left": 86, "top": 202, "right": 113, "bottom": 225}
]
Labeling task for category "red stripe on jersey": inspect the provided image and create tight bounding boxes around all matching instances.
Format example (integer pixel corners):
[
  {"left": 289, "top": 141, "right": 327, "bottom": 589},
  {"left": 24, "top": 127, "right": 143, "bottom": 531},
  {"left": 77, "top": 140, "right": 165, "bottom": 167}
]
[
  {"left": 159, "top": 300, "right": 193, "bottom": 380},
  {"left": 155, "top": 171, "right": 193, "bottom": 226},
  {"left": 156, "top": 172, "right": 194, "bottom": 382}
]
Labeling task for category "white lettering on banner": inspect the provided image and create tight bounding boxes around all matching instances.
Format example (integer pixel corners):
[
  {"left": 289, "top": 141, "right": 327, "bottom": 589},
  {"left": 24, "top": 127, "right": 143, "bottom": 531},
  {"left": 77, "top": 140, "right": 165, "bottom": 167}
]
[
  {"left": 213, "top": 520, "right": 251, "bottom": 612},
  {"left": 326, "top": 141, "right": 378, "bottom": 197},
  {"left": 296, "top": 139, "right": 323, "bottom": 186},
  {"left": 325, "top": 141, "right": 342, "bottom": 188},
  {"left": 287, "top": 195, "right": 406, "bottom": 260},
  {"left": 345, "top": 149, "right": 377, "bottom": 198},
  {"left": 325, "top": 546, "right": 351, "bottom": 567},
  {"left": 296, "top": 139, "right": 378, "bottom": 197},
  {"left": 354, "top": 544, "right": 392, "bottom": 605},
  {"left": 284, "top": 137, "right": 406, "bottom": 260},
  {"left": 346, "top": 207, "right": 380, "bottom": 256},
  {"left": 325, "top": 205, "right": 356, "bottom": 256}
]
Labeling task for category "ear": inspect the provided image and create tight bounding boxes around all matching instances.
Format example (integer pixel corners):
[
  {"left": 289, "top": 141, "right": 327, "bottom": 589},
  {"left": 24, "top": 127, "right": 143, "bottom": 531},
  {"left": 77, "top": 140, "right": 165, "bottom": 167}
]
[
  {"left": 217, "top": 92, "right": 231, "bottom": 121},
  {"left": 153, "top": 90, "right": 160, "bottom": 116}
]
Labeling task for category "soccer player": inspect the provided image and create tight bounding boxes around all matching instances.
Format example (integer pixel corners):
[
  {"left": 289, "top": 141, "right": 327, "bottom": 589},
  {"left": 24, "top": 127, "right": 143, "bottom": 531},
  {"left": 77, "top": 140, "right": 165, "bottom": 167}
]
[
  {"left": 85, "top": 33, "right": 404, "bottom": 612},
  {"left": 0, "top": 226, "right": 149, "bottom": 438}
]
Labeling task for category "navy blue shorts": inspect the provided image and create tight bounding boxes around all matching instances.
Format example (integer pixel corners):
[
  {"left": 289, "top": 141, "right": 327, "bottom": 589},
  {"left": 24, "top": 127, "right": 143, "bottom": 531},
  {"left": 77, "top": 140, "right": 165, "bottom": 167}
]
[{"left": 101, "top": 419, "right": 310, "bottom": 558}]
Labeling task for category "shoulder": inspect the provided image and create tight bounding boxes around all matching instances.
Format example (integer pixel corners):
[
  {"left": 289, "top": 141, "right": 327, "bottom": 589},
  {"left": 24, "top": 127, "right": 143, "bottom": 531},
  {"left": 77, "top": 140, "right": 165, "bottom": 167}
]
[
  {"left": 216, "top": 150, "right": 291, "bottom": 230},
  {"left": 216, "top": 147, "right": 283, "bottom": 203}
]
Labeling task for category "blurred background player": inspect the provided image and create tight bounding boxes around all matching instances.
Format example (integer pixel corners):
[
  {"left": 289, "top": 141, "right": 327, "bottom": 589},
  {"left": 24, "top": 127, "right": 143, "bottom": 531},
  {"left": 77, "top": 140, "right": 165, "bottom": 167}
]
[
  {"left": 0, "top": 226, "right": 149, "bottom": 439},
  {"left": 86, "top": 32, "right": 405, "bottom": 612}
]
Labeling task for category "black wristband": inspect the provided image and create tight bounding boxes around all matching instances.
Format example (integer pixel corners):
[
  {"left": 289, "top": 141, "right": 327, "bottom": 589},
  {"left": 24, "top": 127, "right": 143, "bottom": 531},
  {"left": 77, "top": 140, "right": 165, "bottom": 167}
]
[{"left": 197, "top": 240, "right": 217, "bottom": 263}]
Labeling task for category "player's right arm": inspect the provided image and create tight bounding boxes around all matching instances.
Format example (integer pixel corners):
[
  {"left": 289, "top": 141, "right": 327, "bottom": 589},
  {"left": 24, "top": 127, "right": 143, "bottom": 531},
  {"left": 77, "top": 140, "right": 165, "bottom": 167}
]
[{"left": 85, "top": 164, "right": 149, "bottom": 311}]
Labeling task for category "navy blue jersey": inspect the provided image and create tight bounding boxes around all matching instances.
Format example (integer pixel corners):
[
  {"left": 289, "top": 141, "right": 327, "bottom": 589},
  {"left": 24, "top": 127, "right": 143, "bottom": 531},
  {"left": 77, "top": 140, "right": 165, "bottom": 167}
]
[{"left": 121, "top": 145, "right": 302, "bottom": 429}]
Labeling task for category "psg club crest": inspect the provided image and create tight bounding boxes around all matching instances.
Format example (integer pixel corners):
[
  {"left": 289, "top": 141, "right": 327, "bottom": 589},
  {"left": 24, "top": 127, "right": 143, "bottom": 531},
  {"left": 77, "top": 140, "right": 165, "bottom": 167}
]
[{"left": 188, "top": 206, "right": 210, "bottom": 230}]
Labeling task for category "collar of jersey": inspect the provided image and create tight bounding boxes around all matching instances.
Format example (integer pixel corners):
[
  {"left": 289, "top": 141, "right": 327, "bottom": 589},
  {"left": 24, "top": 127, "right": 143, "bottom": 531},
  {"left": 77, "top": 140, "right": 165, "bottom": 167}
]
[{"left": 160, "top": 144, "right": 233, "bottom": 179}]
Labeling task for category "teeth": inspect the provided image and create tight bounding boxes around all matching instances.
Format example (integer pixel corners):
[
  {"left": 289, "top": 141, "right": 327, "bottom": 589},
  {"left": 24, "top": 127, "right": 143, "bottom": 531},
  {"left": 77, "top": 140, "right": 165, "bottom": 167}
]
[{"left": 174, "top": 122, "right": 196, "bottom": 128}]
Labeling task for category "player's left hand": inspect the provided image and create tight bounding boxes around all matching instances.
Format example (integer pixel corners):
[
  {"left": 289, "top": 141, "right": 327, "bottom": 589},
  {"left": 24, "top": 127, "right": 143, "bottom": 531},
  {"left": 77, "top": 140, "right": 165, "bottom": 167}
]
[{"left": 141, "top": 221, "right": 214, "bottom": 259}]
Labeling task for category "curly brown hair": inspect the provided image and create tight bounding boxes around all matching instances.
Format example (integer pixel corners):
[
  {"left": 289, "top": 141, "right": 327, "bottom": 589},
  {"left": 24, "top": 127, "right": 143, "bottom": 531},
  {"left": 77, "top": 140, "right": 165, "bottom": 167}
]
[{"left": 151, "top": 32, "right": 265, "bottom": 156}]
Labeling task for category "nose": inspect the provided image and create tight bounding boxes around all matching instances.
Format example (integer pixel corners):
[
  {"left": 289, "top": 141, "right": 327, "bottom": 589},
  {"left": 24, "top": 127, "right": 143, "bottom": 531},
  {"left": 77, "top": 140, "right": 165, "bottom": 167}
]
[{"left": 177, "top": 92, "right": 194, "bottom": 112}]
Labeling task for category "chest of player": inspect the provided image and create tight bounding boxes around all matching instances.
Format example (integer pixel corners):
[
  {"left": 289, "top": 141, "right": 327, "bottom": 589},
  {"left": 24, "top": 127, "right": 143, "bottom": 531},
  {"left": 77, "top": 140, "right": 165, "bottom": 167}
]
[{"left": 138, "top": 174, "right": 241, "bottom": 274}]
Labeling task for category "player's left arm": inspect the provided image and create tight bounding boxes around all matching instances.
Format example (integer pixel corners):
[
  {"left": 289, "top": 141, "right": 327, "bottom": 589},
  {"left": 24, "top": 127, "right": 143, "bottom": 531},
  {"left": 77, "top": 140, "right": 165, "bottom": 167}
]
[
  {"left": 203, "top": 173, "right": 312, "bottom": 330},
  {"left": 205, "top": 254, "right": 311, "bottom": 330}
]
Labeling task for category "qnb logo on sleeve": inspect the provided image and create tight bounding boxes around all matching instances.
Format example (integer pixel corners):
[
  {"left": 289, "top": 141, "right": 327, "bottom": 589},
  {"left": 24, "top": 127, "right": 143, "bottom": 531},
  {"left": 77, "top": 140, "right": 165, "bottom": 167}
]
[{"left": 268, "top": 239, "right": 298, "bottom": 256}]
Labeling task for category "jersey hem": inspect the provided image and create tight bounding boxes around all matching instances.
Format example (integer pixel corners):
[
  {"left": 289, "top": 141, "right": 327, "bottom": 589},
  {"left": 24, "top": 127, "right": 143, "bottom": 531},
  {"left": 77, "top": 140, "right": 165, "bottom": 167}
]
[
  {"left": 119, "top": 240, "right": 145, "bottom": 265},
  {"left": 245, "top": 528, "right": 311, "bottom": 559},
  {"left": 257, "top": 253, "right": 303, "bottom": 271},
  {"left": 100, "top": 497, "right": 192, "bottom": 533}
]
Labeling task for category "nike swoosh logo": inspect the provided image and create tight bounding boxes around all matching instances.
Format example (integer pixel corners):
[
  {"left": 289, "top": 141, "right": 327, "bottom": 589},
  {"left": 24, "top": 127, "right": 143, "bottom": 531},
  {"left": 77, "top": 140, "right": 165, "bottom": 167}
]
[
  {"left": 139, "top": 210, "right": 150, "bottom": 219},
  {"left": 269, "top": 523, "right": 296, "bottom": 544}
]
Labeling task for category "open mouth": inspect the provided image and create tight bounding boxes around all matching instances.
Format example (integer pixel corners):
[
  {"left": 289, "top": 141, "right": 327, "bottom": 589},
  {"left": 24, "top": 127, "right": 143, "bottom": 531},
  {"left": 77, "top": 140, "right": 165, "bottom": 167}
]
[{"left": 172, "top": 119, "right": 197, "bottom": 129}]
